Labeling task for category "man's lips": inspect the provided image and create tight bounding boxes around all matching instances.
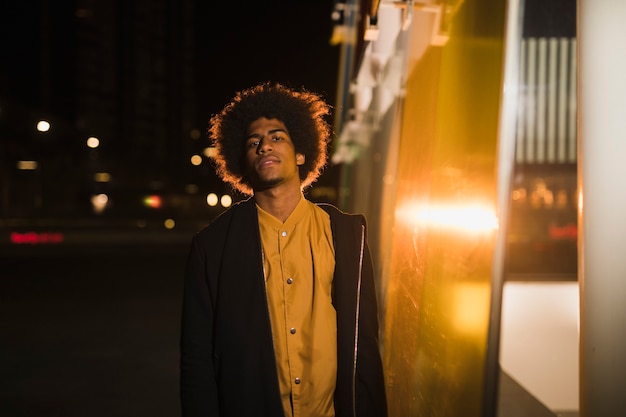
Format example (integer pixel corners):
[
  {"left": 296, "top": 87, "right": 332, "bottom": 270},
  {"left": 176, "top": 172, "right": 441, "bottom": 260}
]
[{"left": 257, "top": 156, "right": 280, "bottom": 168}]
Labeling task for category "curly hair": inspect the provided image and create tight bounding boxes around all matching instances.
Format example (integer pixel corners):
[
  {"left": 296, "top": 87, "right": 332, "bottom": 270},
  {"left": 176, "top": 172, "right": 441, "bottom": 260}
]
[{"left": 208, "top": 82, "right": 332, "bottom": 195}]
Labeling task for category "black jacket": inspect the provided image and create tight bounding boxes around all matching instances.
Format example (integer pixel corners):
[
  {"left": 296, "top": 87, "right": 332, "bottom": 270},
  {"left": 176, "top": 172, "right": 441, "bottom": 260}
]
[{"left": 180, "top": 198, "right": 387, "bottom": 416}]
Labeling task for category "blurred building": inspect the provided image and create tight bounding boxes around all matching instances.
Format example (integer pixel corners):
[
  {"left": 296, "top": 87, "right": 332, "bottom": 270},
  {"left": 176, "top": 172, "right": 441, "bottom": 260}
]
[{"left": 0, "top": 0, "right": 222, "bottom": 224}]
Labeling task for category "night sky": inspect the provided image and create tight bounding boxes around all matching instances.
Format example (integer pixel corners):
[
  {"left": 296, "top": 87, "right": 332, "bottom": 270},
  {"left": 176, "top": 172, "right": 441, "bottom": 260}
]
[
  {"left": 1, "top": 0, "right": 340, "bottom": 124},
  {"left": 194, "top": 1, "right": 341, "bottom": 119}
]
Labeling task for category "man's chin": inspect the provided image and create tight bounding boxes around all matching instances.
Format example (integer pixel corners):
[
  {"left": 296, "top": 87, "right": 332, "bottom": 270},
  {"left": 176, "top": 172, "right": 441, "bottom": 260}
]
[{"left": 252, "top": 177, "right": 283, "bottom": 191}]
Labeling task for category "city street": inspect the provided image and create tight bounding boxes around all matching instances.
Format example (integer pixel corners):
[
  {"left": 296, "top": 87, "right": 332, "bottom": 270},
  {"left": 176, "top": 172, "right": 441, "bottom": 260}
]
[{"left": 1, "top": 240, "right": 190, "bottom": 417}]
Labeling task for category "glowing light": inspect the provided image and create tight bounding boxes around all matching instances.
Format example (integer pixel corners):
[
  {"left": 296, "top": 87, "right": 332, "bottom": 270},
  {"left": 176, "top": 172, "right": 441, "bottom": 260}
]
[
  {"left": 206, "top": 193, "right": 218, "bottom": 207},
  {"left": 143, "top": 195, "right": 162, "bottom": 209},
  {"left": 164, "top": 218, "right": 175, "bottom": 229},
  {"left": 185, "top": 184, "right": 199, "bottom": 194},
  {"left": 37, "top": 120, "right": 50, "bottom": 132},
  {"left": 530, "top": 181, "right": 554, "bottom": 208},
  {"left": 578, "top": 189, "right": 583, "bottom": 216},
  {"left": 11, "top": 231, "right": 64, "bottom": 245},
  {"left": 396, "top": 201, "right": 498, "bottom": 234},
  {"left": 91, "top": 193, "right": 108, "bottom": 214},
  {"left": 204, "top": 147, "right": 217, "bottom": 158},
  {"left": 190, "top": 154, "right": 202, "bottom": 166},
  {"left": 17, "top": 160, "right": 38, "bottom": 170},
  {"left": 87, "top": 137, "right": 100, "bottom": 148},
  {"left": 190, "top": 129, "right": 201, "bottom": 140},
  {"left": 549, "top": 223, "right": 577, "bottom": 239},
  {"left": 453, "top": 283, "right": 490, "bottom": 334},
  {"left": 94, "top": 172, "right": 111, "bottom": 182},
  {"left": 221, "top": 194, "right": 232, "bottom": 207},
  {"left": 511, "top": 188, "right": 527, "bottom": 201}
]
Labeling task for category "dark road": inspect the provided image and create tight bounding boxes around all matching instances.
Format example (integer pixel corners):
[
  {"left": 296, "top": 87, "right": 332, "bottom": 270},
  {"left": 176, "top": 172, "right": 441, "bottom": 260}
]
[{"left": 1, "top": 242, "right": 190, "bottom": 417}]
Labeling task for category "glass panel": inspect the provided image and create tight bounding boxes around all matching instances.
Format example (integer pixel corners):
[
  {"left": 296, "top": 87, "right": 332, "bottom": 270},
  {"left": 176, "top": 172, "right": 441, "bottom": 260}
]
[{"left": 382, "top": 1, "right": 507, "bottom": 415}]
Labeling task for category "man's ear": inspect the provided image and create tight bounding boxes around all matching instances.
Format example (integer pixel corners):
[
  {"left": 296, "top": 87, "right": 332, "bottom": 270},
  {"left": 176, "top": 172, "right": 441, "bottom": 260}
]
[{"left": 296, "top": 153, "right": 305, "bottom": 166}]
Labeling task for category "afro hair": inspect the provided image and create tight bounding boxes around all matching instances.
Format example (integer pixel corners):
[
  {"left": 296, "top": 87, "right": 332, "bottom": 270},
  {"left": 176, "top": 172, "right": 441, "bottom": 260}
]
[{"left": 208, "top": 82, "right": 332, "bottom": 195}]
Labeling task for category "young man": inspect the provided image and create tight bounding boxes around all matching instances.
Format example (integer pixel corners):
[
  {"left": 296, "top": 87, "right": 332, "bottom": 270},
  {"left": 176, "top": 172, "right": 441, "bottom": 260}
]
[{"left": 180, "top": 82, "right": 387, "bottom": 417}]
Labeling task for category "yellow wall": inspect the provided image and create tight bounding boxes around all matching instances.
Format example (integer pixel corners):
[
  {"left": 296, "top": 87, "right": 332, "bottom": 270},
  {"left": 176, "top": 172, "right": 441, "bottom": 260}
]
[{"left": 382, "top": 1, "right": 506, "bottom": 415}]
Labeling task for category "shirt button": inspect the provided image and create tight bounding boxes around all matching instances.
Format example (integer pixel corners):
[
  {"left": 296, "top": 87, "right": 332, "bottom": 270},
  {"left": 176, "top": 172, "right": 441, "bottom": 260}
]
[
  {"left": 286, "top": 278, "right": 293, "bottom": 284},
  {"left": 290, "top": 328, "right": 296, "bottom": 334},
  {"left": 281, "top": 231, "right": 287, "bottom": 237},
  {"left": 295, "top": 377, "right": 301, "bottom": 384}
]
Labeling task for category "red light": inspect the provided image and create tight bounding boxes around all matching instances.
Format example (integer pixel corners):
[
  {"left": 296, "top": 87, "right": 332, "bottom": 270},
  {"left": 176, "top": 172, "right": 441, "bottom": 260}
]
[
  {"left": 143, "top": 195, "right": 162, "bottom": 209},
  {"left": 10, "top": 232, "right": 64, "bottom": 245},
  {"left": 549, "top": 224, "right": 578, "bottom": 239}
]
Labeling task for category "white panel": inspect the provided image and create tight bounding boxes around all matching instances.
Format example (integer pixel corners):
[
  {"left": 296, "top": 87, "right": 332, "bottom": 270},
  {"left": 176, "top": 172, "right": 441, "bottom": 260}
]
[
  {"left": 536, "top": 38, "right": 547, "bottom": 163},
  {"left": 547, "top": 38, "right": 558, "bottom": 163},
  {"left": 579, "top": 1, "right": 626, "bottom": 415},
  {"left": 500, "top": 281, "right": 579, "bottom": 411}
]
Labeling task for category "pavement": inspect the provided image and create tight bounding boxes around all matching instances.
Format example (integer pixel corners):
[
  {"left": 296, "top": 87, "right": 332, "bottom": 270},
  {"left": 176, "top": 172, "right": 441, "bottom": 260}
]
[{"left": 1, "top": 238, "right": 191, "bottom": 417}]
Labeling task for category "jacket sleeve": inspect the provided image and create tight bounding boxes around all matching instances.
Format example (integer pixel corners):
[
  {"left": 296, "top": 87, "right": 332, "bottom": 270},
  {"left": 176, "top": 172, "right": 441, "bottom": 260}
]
[
  {"left": 356, "top": 219, "right": 388, "bottom": 417},
  {"left": 180, "top": 233, "right": 220, "bottom": 416}
]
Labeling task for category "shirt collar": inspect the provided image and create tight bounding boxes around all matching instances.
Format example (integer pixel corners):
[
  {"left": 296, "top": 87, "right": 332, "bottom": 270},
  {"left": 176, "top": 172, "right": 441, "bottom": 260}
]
[{"left": 256, "top": 194, "right": 309, "bottom": 229}]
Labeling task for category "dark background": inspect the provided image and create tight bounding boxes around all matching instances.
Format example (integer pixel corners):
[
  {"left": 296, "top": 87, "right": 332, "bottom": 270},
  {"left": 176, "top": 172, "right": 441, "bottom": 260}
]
[
  {"left": 1, "top": 1, "right": 341, "bottom": 415},
  {"left": 0, "top": 0, "right": 341, "bottom": 222}
]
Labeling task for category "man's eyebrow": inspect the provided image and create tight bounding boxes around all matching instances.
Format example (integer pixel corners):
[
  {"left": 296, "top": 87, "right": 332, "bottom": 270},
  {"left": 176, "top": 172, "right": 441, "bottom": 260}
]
[{"left": 246, "top": 128, "right": 288, "bottom": 139}]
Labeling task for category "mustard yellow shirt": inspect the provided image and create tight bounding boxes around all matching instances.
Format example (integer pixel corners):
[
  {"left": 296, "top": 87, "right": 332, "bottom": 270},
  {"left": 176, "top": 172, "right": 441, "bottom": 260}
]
[{"left": 257, "top": 196, "right": 337, "bottom": 417}]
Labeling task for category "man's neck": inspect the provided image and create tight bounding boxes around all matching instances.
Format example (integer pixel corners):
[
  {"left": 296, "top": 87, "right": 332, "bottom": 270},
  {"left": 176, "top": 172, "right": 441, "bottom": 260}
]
[{"left": 253, "top": 186, "right": 303, "bottom": 223}]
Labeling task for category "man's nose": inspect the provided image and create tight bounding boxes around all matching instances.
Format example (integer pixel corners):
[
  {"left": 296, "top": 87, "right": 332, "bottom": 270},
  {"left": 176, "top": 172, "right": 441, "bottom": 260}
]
[{"left": 257, "top": 137, "right": 272, "bottom": 153}]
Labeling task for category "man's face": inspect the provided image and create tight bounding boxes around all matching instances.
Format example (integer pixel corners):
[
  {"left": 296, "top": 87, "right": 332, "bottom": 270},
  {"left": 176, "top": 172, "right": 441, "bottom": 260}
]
[{"left": 245, "top": 117, "right": 305, "bottom": 191}]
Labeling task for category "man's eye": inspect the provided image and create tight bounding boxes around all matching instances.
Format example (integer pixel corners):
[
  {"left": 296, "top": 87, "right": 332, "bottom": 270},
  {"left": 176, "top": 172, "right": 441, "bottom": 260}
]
[
  {"left": 248, "top": 141, "right": 259, "bottom": 148},
  {"left": 272, "top": 136, "right": 283, "bottom": 141}
]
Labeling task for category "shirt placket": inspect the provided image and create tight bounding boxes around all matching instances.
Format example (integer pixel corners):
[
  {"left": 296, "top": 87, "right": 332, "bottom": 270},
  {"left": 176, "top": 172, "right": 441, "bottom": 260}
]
[{"left": 278, "top": 225, "right": 303, "bottom": 416}]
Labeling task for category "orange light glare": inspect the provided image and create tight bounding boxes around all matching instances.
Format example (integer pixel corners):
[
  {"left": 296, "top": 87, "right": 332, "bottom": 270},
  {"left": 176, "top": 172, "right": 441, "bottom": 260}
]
[
  {"left": 397, "top": 202, "right": 498, "bottom": 234},
  {"left": 453, "top": 283, "right": 490, "bottom": 334}
]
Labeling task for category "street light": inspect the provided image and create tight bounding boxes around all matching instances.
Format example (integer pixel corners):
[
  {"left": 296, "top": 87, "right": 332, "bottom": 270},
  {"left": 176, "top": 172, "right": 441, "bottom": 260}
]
[
  {"left": 87, "top": 136, "right": 100, "bottom": 148},
  {"left": 37, "top": 120, "right": 50, "bottom": 132}
]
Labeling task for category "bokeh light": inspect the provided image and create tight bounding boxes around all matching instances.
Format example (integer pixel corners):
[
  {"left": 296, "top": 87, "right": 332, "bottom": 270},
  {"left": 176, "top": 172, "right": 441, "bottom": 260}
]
[
  {"left": 190, "top": 154, "right": 202, "bottom": 166},
  {"left": 143, "top": 195, "right": 162, "bottom": 209},
  {"left": 206, "top": 193, "right": 218, "bottom": 207},
  {"left": 221, "top": 194, "right": 232, "bottom": 208},
  {"left": 91, "top": 193, "right": 109, "bottom": 214},
  {"left": 87, "top": 136, "right": 100, "bottom": 148},
  {"left": 36, "top": 120, "right": 50, "bottom": 132},
  {"left": 17, "top": 160, "right": 38, "bottom": 170}
]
